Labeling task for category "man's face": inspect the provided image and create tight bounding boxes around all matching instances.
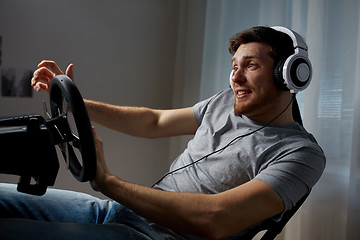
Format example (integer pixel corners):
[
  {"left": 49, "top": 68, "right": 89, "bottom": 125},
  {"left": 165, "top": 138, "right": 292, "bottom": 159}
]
[{"left": 231, "top": 42, "right": 283, "bottom": 121}]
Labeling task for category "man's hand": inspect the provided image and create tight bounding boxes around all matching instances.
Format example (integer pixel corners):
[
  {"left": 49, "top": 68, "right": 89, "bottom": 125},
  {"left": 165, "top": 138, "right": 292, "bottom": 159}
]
[
  {"left": 90, "top": 126, "right": 112, "bottom": 193},
  {"left": 31, "top": 60, "right": 74, "bottom": 93}
]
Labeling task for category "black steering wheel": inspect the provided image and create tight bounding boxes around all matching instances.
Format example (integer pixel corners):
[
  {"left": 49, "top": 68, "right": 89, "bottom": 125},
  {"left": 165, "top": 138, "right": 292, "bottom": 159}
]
[{"left": 48, "top": 75, "right": 96, "bottom": 182}]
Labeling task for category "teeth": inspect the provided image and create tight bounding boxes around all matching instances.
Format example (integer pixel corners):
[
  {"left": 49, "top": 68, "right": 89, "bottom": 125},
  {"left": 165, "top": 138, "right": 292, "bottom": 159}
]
[{"left": 237, "top": 90, "right": 249, "bottom": 95}]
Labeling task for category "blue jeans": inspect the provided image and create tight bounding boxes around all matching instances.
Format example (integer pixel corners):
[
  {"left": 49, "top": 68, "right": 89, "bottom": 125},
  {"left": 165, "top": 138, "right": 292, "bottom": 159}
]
[{"left": 0, "top": 183, "right": 164, "bottom": 240}]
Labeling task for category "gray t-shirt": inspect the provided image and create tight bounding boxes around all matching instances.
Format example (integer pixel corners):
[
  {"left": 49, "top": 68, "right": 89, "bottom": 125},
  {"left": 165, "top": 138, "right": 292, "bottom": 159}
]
[{"left": 152, "top": 88, "right": 326, "bottom": 239}]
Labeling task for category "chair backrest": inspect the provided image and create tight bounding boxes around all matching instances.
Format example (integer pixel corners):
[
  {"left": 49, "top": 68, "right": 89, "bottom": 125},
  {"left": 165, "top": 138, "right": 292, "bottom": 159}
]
[
  {"left": 256, "top": 96, "right": 309, "bottom": 239},
  {"left": 232, "top": 96, "right": 308, "bottom": 240},
  {"left": 256, "top": 97, "right": 308, "bottom": 239}
]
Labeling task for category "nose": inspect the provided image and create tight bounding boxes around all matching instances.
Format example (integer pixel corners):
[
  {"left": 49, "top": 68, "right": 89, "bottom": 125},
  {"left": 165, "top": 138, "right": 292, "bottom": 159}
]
[{"left": 230, "top": 69, "right": 246, "bottom": 85}]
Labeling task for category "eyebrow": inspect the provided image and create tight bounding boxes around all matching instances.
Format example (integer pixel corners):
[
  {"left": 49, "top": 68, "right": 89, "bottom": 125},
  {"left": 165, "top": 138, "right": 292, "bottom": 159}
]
[{"left": 231, "top": 55, "right": 259, "bottom": 64}]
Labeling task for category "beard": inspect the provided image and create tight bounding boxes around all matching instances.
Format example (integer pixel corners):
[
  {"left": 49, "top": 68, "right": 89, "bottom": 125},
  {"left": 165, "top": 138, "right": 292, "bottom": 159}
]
[{"left": 233, "top": 90, "right": 280, "bottom": 118}]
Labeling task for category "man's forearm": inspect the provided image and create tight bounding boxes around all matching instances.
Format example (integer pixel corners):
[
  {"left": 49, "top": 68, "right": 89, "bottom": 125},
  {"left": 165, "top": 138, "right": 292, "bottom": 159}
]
[
  {"left": 84, "top": 99, "right": 198, "bottom": 138},
  {"left": 98, "top": 175, "right": 221, "bottom": 238},
  {"left": 84, "top": 99, "right": 160, "bottom": 138},
  {"left": 96, "top": 174, "right": 284, "bottom": 240}
]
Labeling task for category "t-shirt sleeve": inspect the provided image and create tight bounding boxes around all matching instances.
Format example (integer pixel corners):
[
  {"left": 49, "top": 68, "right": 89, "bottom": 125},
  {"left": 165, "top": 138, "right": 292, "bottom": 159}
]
[
  {"left": 255, "top": 141, "right": 326, "bottom": 212},
  {"left": 193, "top": 90, "right": 228, "bottom": 125}
]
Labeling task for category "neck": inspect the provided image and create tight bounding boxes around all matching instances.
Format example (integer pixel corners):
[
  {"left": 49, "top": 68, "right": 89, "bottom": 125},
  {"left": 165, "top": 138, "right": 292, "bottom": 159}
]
[
  {"left": 247, "top": 94, "right": 295, "bottom": 125},
  {"left": 270, "top": 107, "right": 294, "bottom": 125}
]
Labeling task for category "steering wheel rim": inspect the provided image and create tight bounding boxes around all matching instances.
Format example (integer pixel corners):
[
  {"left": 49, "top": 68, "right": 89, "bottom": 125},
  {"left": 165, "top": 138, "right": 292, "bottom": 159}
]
[{"left": 49, "top": 75, "right": 96, "bottom": 182}]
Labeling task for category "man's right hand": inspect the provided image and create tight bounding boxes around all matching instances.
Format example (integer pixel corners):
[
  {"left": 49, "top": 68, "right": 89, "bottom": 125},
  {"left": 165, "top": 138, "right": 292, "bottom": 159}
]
[{"left": 31, "top": 60, "right": 74, "bottom": 94}]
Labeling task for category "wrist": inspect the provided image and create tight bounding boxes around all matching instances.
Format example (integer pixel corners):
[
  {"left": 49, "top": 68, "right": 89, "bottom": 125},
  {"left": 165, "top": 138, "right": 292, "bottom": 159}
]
[{"left": 96, "top": 174, "right": 118, "bottom": 196}]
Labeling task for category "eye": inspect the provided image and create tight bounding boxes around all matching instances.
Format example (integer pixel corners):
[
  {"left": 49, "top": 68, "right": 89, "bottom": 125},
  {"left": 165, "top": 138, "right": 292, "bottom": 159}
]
[
  {"left": 232, "top": 67, "right": 238, "bottom": 74},
  {"left": 246, "top": 63, "right": 258, "bottom": 70}
]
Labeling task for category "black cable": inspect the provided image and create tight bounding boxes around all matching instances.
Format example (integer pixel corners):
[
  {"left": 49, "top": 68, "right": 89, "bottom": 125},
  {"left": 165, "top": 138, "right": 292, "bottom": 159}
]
[{"left": 152, "top": 94, "right": 296, "bottom": 187}]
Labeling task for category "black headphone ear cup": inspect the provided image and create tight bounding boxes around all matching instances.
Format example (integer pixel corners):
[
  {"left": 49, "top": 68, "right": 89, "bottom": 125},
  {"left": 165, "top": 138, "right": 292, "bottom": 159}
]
[{"left": 273, "top": 59, "right": 289, "bottom": 91}]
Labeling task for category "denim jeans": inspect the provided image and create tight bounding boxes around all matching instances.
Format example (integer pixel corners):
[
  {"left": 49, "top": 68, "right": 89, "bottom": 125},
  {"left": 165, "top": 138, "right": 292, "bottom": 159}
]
[{"left": 0, "top": 183, "right": 164, "bottom": 240}]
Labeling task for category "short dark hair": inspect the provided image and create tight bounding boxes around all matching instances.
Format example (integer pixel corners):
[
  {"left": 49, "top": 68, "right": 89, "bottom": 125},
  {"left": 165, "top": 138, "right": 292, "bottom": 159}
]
[{"left": 228, "top": 26, "right": 294, "bottom": 64}]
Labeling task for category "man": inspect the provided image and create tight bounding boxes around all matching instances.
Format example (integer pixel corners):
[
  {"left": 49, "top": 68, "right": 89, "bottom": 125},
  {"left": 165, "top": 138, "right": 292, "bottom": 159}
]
[{"left": 1, "top": 26, "right": 325, "bottom": 239}]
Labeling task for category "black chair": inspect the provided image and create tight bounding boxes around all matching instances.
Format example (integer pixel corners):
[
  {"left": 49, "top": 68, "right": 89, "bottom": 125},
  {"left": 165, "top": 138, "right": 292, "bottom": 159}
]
[{"left": 235, "top": 96, "right": 309, "bottom": 240}]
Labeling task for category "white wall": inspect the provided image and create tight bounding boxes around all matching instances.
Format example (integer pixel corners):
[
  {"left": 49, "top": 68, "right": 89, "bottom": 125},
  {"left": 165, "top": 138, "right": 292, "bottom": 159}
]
[{"left": 0, "top": 0, "right": 206, "bottom": 198}]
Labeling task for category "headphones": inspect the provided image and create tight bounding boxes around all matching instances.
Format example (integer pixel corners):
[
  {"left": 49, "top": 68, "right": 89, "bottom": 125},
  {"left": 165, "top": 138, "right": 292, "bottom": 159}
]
[{"left": 230, "top": 26, "right": 312, "bottom": 93}]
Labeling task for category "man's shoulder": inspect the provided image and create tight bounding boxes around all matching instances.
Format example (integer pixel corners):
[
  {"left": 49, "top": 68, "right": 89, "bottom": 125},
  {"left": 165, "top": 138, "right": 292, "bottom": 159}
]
[{"left": 201, "top": 88, "right": 234, "bottom": 110}]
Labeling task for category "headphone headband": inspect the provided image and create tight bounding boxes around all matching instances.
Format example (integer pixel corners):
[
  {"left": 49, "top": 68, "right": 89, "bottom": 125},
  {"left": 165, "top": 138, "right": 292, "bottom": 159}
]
[
  {"left": 271, "top": 26, "right": 312, "bottom": 93},
  {"left": 271, "top": 26, "right": 308, "bottom": 52}
]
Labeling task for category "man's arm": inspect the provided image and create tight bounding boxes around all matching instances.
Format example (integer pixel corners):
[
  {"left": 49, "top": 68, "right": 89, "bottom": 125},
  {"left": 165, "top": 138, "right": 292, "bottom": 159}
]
[
  {"left": 85, "top": 100, "right": 198, "bottom": 138},
  {"left": 93, "top": 129, "right": 285, "bottom": 240},
  {"left": 31, "top": 60, "right": 199, "bottom": 138},
  {"left": 99, "top": 174, "right": 284, "bottom": 239}
]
